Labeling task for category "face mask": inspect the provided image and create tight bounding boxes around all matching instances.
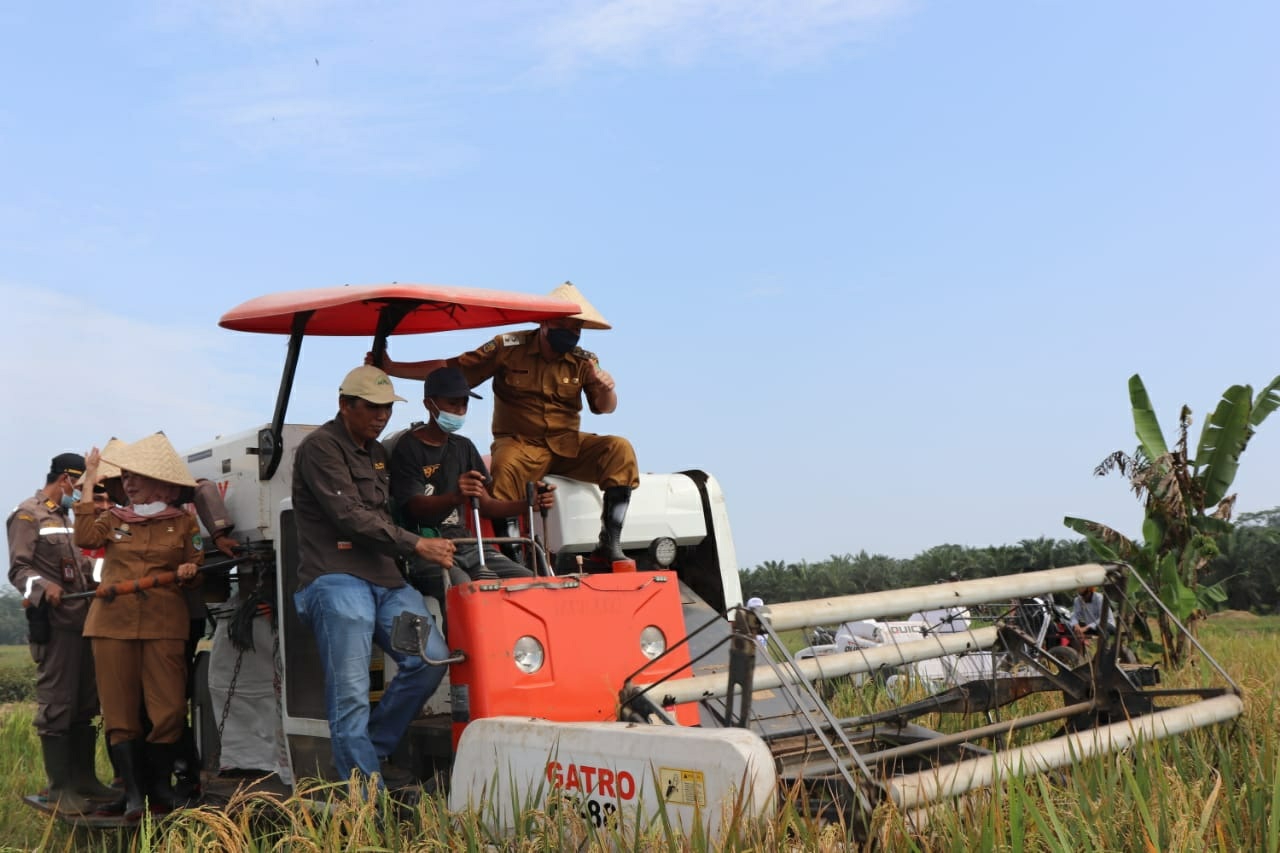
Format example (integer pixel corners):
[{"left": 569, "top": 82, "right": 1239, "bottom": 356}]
[
  {"left": 435, "top": 409, "right": 466, "bottom": 433},
  {"left": 132, "top": 501, "right": 168, "bottom": 516},
  {"left": 427, "top": 400, "right": 466, "bottom": 433},
  {"left": 61, "top": 489, "right": 80, "bottom": 509},
  {"left": 546, "top": 327, "right": 581, "bottom": 354}
]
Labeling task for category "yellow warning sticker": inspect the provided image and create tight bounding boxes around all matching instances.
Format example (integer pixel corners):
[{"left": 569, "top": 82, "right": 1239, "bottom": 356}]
[{"left": 657, "top": 767, "right": 706, "bottom": 807}]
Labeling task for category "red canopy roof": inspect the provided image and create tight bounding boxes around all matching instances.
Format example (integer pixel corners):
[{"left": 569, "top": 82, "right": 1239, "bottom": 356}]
[{"left": 219, "top": 284, "right": 580, "bottom": 335}]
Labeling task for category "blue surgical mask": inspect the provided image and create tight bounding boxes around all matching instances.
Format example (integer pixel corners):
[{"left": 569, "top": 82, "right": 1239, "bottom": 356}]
[
  {"left": 61, "top": 489, "right": 81, "bottom": 509},
  {"left": 435, "top": 409, "right": 466, "bottom": 433}
]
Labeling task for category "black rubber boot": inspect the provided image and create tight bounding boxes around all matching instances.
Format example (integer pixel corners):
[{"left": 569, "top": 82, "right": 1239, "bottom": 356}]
[
  {"left": 102, "top": 740, "right": 147, "bottom": 820},
  {"left": 68, "top": 723, "right": 118, "bottom": 801},
  {"left": 146, "top": 741, "right": 193, "bottom": 811},
  {"left": 171, "top": 725, "right": 203, "bottom": 802},
  {"left": 39, "top": 734, "right": 91, "bottom": 815},
  {"left": 584, "top": 486, "right": 631, "bottom": 568}
]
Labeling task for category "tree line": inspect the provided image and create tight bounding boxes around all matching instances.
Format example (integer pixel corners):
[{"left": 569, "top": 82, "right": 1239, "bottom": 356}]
[
  {"left": 740, "top": 510, "right": 1280, "bottom": 614},
  {"left": 740, "top": 537, "right": 1095, "bottom": 605},
  {"left": 0, "top": 512, "right": 1275, "bottom": 644}
]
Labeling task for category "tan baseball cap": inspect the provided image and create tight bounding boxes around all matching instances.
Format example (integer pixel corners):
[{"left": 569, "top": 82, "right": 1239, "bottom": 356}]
[
  {"left": 548, "top": 281, "right": 611, "bottom": 330},
  {"left": 339, "top": 365, "right": 407, "bottom": 405}
]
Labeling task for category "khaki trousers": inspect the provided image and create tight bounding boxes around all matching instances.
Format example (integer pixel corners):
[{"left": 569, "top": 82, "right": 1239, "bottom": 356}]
[
  {"left": 91, "top": 637, "right": 187, "bottom": 745},
  {"left": 490, "top": 433, "right": 640, "bottom": 501}
]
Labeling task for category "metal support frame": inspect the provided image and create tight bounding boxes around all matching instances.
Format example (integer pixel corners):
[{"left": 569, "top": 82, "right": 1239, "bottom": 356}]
[{"left": 259, "top": 311, "right": 312, "bottom": 481}]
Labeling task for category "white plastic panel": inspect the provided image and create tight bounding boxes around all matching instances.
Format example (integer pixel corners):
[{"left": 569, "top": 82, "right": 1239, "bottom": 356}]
[
  {"left": 450, "top": 717, "right": 776, "bottom": 838},
  {"left": 543, "top": 472, "right": 708, "bottom": 553}
]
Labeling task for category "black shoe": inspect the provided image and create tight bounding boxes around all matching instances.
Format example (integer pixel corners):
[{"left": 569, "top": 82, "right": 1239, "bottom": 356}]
[
  {"left": 581, "top": 548, "right": 616, "bottom": 572},
  {"left": 377, "top": 758, "right": 415, "bottom": 790}
]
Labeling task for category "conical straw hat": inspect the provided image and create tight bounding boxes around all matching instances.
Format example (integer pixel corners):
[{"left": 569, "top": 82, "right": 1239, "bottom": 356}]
[
  {"left": 548, "top": 281, "right": 611, "bottom": 330},
  {"left": 96, "top": 437, "right": 126, "bottom": 481},
  {"left": 101, "top": 432, "right": 197, "bottom": 488}
]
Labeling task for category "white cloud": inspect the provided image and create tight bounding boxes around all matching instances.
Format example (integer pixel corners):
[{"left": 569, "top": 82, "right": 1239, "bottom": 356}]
[
  {"left": 132, "top": 1, "right": 912, "bottom": 175},
  {"left": 536, "top": 0, "right": 912, "bottom": 72}
]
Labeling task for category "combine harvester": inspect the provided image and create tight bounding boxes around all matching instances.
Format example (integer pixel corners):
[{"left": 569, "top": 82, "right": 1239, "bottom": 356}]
[{"left": 29, "top": 284, "right": 1243, "bottom": 840}]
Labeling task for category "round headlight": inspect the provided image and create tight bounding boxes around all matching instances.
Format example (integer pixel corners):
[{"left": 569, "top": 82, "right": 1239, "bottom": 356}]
[
  {"left": 639, "top": 626, "right": 666, "bottom": 660},
  {"left": 513, "top": 636, "right": 545, "bottom": 673},
  {"left": 649, "top": 537, "right": 678, "bottom": 567}
]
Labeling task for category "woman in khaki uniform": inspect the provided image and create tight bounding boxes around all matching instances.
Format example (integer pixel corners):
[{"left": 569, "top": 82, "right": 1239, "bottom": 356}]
[{"left": 75, "top": 433, "right": 203, "bottom": 819}]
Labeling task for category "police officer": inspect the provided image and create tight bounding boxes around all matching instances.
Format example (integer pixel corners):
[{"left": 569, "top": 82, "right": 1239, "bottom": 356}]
[
  {"left": 7, "top": 452, "right": 114, "bottom": 814},
  {"left": 380, "top": 282, "right": 640, "bottom": 569}
]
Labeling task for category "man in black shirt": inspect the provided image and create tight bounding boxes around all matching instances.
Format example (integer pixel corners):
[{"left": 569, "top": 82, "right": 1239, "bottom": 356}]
[
  {"left": 391, "top": 367, "right": 555, "bottom": 583},
  {"left": 292, "top": 365, "right": 454, "bottom": 791}
]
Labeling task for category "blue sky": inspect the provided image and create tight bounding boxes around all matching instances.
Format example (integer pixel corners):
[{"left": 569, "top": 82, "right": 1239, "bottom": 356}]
[{"left": 2, "top": 1, "right": 1276, "bottom": 572}]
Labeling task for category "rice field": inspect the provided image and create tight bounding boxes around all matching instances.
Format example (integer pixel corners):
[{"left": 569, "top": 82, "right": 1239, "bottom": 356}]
[
  {"left": 0, "top": 645, "right": 32, "bottom": 669},
  {"left": 0, "top": 615, "right": 1276, "bottom": 852}
]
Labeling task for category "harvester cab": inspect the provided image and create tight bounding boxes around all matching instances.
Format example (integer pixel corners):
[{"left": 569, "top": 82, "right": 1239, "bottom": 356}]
[{"left": 176, "top": 285, "right": 748, "bottom": 800}]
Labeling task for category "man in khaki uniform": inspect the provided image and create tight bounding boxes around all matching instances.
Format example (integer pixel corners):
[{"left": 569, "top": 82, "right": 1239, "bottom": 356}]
[
  {"left": 381, "top": 283, "right": 640, "bottom": 568},
  {"left": 7, "top": 453, "right": 115, "bottom": 814}
]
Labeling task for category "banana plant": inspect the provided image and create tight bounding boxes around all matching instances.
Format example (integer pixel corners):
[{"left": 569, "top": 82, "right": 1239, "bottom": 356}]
[{"left": 1064, "top": 374, "right": 1279, "bottom": 665}]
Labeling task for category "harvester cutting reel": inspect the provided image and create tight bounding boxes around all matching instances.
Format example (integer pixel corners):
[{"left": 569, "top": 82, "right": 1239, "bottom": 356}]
[{"left": 619, "top": 563, "right": 1243, "bottom": 831}]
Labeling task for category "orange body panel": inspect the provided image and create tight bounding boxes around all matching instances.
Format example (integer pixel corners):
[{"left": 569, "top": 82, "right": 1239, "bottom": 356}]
[{"left": 446, "top": 572, "right": 698, "bottom": 747}]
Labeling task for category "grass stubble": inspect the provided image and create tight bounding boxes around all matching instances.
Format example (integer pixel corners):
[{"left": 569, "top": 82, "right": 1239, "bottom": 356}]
[{"left": 0, "top": 616, "right": 1274, "bottom": 852}]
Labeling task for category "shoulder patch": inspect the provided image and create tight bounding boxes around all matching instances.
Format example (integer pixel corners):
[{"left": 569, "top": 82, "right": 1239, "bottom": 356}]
[
  {"left": 481, "top": 340, "right": 497, "bottom": 354},
  {"left": 572, "top": 346, "right": 598, "bottom": 362},
  {"left": 15, "top": 513, "right": 35, "bottom": 522},
  {"left": 193, "top": 533, "right": 203, "bottom": 550}
]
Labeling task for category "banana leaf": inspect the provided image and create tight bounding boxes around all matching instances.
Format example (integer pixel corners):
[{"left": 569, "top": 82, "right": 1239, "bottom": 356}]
[
  {"left": 1191, "top": 515, "right": 1234, "bottom": 536},
  {"left": 1250, "top": 376, "right": 1280, "bottom": 428},
  {"left": 1157, "top": 552, "right": 1199, "bottom": 619},
  {"left": 1128, "top": 375, "right": 1169, "bottom": 459},
  {"left": 1195, "top": 384, "right": 1252, "bottom": 508},
  {"left": 1142, "top": 516, "right": 1164, "bottom": 551},
  {"left": 1063, "top": 516, "right": 1131, "bottom": 562},
  {"left": 1197, "top": 578, "right": 1231, "bottom": 611}
]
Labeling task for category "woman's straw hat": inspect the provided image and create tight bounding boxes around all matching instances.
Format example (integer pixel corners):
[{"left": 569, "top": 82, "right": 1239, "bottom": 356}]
[
  {"left": 548, "top": 281, "right": 611, "bottom": 330},
  {"left": 101, "top": 432, "right": 197, "bottom": 488},
  {"left": 96, "top": 437, "right": 126, "bottom": 481}
]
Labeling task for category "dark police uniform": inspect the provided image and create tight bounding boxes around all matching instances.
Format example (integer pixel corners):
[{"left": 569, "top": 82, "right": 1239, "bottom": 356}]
[{"left": 7, "top": 494, "right": 98, "bottom": 735}]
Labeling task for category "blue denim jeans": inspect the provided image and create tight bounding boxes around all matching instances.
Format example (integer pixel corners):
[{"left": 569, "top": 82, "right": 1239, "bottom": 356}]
[{"left": 294, "top": 573, "right": 448, "bottom": 784}]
